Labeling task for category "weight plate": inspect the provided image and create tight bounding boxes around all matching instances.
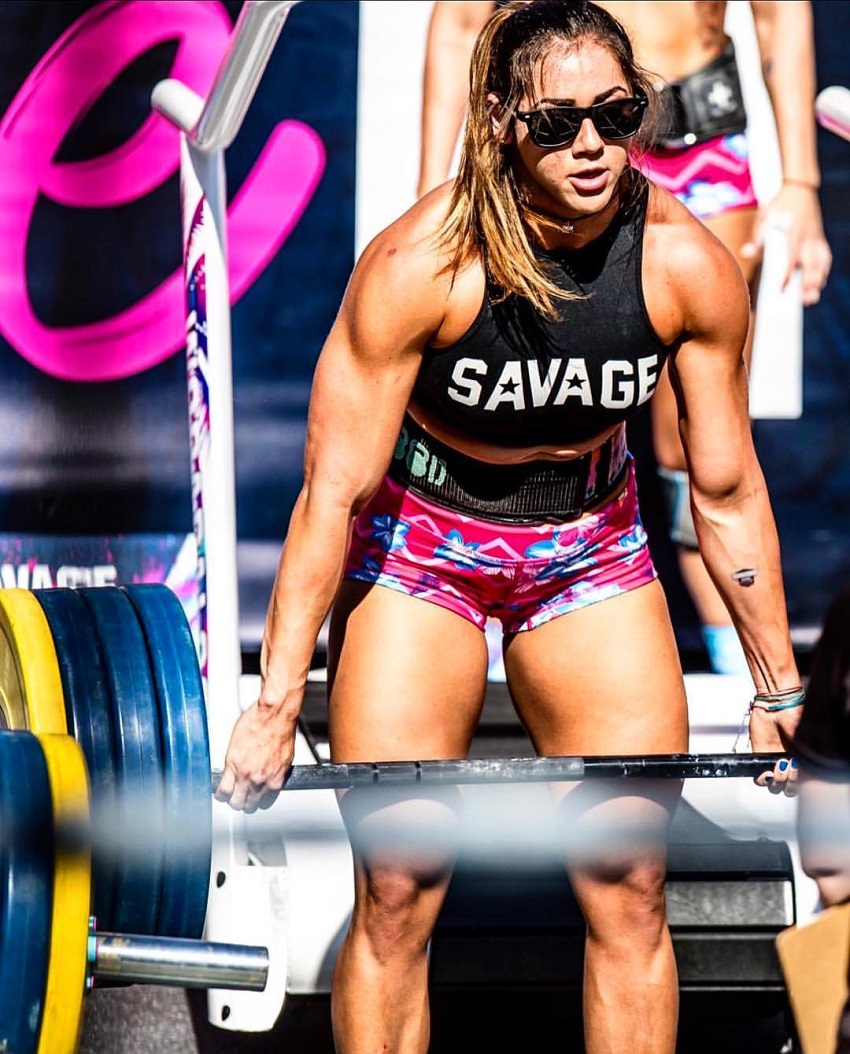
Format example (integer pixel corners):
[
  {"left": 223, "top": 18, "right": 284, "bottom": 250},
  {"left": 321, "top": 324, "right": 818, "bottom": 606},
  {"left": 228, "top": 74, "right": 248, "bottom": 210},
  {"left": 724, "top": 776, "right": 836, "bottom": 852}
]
[
  {"left": 33, "top": 588, "right": 117, "bottom": 930},
  {"left": 123, "top": 584, "right": 212, "bottom": 939},
  {"left": 37, "top": 732, "right": 92, "bottom": 1054},
  {"left": 78, "top": 586, "right": 164, "bottom": 936},
  {"left": 0, "top": 589, "right": 66, "bottom": 732},
  {"left": 0, "top": 730, "right": 54, "bottom": 1054}
]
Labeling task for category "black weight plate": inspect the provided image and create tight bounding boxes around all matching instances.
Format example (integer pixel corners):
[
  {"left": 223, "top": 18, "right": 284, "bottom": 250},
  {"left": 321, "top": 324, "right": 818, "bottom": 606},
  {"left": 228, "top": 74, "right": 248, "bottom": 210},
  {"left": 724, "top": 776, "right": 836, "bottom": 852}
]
[
  {"left": 123, "top": 584, "right": 212, "bottom": 939},
  {"left": 0, "top": 730, "right": 54, "bottom": 1054},
  {"left": 33, "top": 587, "right": 117, "bottom": 931},
  {"left": 78, "top": 586, "right": 164, "bottom": 936}
]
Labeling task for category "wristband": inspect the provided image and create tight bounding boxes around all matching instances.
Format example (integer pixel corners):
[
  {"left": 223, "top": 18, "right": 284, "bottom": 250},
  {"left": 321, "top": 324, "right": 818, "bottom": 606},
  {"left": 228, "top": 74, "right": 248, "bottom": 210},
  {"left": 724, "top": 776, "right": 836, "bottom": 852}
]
[{"left": 751, "top": 688, "right": 805, "bottom": 712}]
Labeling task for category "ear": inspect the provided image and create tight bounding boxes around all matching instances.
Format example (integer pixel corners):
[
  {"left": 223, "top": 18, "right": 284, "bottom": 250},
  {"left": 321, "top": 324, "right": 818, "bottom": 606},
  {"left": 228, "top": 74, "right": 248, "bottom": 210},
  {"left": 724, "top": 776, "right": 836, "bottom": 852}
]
[{"left": 487, "top": 92, "right": 515, "bottom": 144}]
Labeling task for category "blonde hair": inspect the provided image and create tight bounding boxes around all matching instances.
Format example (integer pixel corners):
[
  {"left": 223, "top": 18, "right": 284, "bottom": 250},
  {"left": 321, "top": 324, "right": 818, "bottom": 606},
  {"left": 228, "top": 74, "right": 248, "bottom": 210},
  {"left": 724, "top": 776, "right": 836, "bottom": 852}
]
[{"left": 437, "top": 0, "right": 659, "bottom": 318}]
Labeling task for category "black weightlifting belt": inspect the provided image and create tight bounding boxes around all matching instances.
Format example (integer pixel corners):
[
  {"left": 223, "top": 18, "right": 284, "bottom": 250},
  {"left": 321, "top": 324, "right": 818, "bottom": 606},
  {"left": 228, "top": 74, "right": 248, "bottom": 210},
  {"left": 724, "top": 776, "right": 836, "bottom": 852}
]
[
  {"left": 388, "top": 416, "right": 628, "bottom": 525},
  {"left": 653, "top": 39, "right": 747, "bottom": 150}
]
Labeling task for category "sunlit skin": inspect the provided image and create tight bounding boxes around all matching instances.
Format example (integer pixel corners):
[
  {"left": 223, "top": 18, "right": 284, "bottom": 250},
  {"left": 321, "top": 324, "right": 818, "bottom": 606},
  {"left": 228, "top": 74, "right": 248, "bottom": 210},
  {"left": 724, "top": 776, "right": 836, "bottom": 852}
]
[
  {"left": 504, "top": 42, "right": 635, "bottom": 240},
  {"left": 216, "top": 22, "right": 802, "bottom": 1054},
  {"left": 417, "top": 1, "right": 832, "bottom": 647}
]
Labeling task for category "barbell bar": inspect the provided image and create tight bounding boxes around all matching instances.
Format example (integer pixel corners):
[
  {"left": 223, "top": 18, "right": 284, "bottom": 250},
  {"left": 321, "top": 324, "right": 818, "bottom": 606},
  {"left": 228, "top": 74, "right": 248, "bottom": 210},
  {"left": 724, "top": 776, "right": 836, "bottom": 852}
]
[{"left": 210, "top": 751, "right": 785, "bottom": 794}]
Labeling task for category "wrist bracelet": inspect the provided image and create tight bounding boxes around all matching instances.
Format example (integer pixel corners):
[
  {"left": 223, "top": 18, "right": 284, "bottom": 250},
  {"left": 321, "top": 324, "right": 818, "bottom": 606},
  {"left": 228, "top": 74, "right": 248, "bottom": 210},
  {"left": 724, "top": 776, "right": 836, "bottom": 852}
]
[
  {"left": 783, "top": 178, "right": 820, "bottom": 190},
  {"left": 751, "top": 688, "right": 805, "bottom": 712}
]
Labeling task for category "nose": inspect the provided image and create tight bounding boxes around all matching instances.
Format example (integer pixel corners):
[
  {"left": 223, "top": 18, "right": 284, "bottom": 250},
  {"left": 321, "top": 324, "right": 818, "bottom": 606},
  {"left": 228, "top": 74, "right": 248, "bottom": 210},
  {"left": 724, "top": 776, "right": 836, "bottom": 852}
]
[{"left": 573, "top": 115, "right": 603, "bottom": 153}]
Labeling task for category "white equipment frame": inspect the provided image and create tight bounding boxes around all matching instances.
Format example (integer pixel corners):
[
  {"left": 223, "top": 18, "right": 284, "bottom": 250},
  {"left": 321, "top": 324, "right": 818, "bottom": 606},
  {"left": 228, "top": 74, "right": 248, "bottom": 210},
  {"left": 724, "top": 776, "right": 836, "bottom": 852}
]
[{"left": 151, "top": 0, "right": 305, "bottom": 1032}]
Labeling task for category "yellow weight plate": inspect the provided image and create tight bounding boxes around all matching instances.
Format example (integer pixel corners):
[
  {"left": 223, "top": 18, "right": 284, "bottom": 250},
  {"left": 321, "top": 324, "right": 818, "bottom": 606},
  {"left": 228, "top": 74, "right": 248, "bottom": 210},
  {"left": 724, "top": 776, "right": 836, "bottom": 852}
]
[
  {"left": 38, "top": 732, "right": 92, "bottom": 1054},
  {"left": 0, "top": 589, "right": 66, "bottom": 732}
]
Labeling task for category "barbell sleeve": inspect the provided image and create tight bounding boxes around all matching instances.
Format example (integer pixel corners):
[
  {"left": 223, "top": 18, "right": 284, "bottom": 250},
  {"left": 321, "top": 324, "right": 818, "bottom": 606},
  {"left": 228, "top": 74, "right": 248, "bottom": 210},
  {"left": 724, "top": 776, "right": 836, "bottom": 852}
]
[
  {"left": 90, "top": 930, "right": 269, "bottom": 991},
  {"left": 210, "top": 752, "right": 785, "bottom": 795}
]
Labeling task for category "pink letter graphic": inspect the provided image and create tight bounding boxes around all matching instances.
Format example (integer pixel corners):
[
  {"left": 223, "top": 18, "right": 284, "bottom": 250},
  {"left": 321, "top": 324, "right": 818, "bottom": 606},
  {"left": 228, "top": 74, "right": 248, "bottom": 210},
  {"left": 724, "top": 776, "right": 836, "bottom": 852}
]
[{"left": 0, "top": 0, "right": 325, "bottom": 381}]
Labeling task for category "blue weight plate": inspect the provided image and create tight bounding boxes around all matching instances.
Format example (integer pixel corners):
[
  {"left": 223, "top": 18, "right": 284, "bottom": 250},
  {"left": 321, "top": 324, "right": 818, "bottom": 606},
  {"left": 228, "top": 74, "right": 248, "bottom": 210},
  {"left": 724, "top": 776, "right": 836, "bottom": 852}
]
[
  {"left": 78, "top": 586, "right": 164, "bottom": 936},
  {"left": 123, "top": 584, "right": 212, "bottom": 939},
  {"left": 33, "top": 588, "right": 117, "bottom": 931},
  {"left": 0, "top": 731, "right": 54, "bottom": 1054}
]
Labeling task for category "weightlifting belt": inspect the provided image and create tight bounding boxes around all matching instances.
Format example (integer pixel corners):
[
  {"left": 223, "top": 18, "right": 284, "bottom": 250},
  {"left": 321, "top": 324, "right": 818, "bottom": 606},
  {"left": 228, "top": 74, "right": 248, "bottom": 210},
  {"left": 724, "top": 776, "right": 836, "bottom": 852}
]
[
  {"left": 388, "top": 415, "right": 629, "bottom": 524},
  {"left": 653, "top": 39, "right": 747, "bottom": 150}
]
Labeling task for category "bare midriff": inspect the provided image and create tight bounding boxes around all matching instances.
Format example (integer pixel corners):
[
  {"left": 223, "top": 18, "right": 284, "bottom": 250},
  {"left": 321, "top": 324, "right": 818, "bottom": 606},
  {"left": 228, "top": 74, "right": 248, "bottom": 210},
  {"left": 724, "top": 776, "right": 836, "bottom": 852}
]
[
  {"left": 407, "top": 396, "right": 624, "bottom": 466},
  {"left": 597, "top": 1, "right": 729, "bottom": 84}
]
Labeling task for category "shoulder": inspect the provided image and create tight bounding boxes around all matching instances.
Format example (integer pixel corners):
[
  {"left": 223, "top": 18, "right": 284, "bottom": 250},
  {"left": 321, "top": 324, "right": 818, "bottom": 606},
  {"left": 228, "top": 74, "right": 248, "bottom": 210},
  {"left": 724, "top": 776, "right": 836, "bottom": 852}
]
[
  {"left": 355, "top": 184, "right": 455, "bottom": 289},
  {"left": 339, "top": 182, "right": 478, "bottom": 350},
  {"left": 641, "top": 181, "right": 750, "bottom": 340},
  {"left": 354, "top": 182, "right": 471, "bottom": 292}
]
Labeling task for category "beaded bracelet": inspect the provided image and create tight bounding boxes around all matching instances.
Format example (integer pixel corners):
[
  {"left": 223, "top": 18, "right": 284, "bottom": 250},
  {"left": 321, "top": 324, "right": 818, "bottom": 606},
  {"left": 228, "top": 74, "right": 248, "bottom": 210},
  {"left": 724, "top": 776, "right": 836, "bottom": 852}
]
[{"left": 751, "top": 688, "right": 805, "bottom": 712}]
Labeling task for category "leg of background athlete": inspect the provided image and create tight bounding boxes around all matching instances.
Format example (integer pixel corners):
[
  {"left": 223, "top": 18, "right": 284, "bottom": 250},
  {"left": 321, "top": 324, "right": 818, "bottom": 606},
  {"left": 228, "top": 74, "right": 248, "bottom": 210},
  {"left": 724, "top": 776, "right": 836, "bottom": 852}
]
[
  {"left": 327, "top": 581, "right": 489, "bottom": 1054},
  {"left": 651, "top": 205, "right": 760, "bottom": 673},
  {"left": 504, "top": 579, "right": 689, "bottom": 1054}
]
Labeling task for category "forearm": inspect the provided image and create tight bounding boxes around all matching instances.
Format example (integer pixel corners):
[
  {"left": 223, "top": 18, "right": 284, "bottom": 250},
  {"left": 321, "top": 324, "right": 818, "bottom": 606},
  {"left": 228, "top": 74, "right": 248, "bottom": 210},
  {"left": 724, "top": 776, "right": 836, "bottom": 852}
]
[
  {"left": 691, "top": 474, "right": 799, "bottom": 692},
  {"left": 756, "top": 1, "right": 820, "bottom": 187},
  {"left": 258, "top": 483, "right": 356, "bottom": 714},
  {"left": 417, "top": 2, "right": 487, "bottom": 197}
]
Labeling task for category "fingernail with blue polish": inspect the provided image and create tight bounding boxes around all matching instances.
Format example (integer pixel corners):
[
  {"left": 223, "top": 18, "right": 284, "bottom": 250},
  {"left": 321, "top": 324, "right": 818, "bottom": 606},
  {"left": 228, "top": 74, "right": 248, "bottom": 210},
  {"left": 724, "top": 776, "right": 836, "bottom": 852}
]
[
  {"left": 790, "top": 758, "right": 799, "bottom": 769},
  {"left": 779, "top": 760, "right": 788, "bottom": 772}
]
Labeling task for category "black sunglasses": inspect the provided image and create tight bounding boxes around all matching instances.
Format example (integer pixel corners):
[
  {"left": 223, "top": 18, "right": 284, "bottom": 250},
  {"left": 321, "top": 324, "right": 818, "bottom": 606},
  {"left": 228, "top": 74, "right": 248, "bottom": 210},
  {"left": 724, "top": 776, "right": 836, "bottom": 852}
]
[{"left": 514, "top": 95, "right": 648, "bottom": 149}]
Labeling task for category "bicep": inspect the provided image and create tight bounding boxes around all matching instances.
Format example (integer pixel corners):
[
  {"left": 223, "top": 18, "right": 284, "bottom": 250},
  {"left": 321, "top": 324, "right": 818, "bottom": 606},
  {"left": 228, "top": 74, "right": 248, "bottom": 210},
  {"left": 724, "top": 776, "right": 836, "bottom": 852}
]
[
  {"left": 667, "top": 252, "right": 753, "bottom": 495},
  {"left": 303, "top": 322, "right": 420, "bottom": 508},
  {"left": 300, "top": 237, "right": 445, "bottom": 510}
]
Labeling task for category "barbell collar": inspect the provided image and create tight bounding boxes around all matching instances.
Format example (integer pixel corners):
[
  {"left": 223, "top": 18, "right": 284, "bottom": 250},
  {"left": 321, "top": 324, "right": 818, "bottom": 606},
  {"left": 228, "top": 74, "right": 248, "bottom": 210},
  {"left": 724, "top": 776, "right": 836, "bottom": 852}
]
[
  {"left": 210, "top": 752, "right": 785, "bottom": 794},
  {"left": 90, "top": 930, "right": 269, "bottom": 991}
]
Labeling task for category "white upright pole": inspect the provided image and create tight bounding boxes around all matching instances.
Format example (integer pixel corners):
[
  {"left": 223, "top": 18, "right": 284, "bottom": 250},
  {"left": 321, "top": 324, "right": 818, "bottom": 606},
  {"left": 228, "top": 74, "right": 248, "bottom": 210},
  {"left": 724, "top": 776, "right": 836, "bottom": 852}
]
[{"left": 152, "top": 0, "right": 302, "bottom": 1032}]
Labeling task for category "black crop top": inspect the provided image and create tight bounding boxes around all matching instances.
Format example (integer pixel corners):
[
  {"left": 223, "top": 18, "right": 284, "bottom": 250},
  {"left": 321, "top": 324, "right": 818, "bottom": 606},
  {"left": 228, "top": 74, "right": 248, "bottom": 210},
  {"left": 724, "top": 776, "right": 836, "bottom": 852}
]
[{"left": 413, "top": 189, "right": 674, "bottom": 447}]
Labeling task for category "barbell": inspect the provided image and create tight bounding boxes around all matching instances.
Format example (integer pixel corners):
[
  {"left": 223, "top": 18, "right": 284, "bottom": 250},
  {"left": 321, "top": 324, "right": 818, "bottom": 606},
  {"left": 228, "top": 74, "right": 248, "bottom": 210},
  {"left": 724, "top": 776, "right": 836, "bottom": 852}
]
[
  {"left": 211, "top": 751, "right": 783, "bottom": 793},
  {"left": 0, "top": 584, "right": 788, "bottom": 1045},
  {"left": 1, "top": 582, "right": 784, "bottom": 898},
  {"left": 0, "top": 728, "right": 268, "bottom": 1054}
]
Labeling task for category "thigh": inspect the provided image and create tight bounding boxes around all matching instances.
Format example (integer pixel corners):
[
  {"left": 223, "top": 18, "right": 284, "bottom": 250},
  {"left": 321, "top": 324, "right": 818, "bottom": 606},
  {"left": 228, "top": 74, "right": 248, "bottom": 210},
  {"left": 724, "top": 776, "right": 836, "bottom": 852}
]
[
  {"left": 505, "top": 581, "right": 688, "bottom": 878},
  {"left": 328, "top": 580, "right": 489, "bottom": 763},
  {"left": 703, "top": 206, "right": 759, "bottom": 288},
  {"left": 329, "top": 581, "right": 489, "bottom": 874},
  {"left": 504, "top": 578, "right": 688, "bottom": 758}
]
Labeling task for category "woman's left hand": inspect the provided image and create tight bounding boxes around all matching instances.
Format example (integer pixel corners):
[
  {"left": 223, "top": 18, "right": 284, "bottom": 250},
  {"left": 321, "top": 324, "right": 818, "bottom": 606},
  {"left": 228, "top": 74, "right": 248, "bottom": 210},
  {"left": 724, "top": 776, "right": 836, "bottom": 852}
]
[{"left": 749, "top": 703, "right": 803, "bottom": 797}]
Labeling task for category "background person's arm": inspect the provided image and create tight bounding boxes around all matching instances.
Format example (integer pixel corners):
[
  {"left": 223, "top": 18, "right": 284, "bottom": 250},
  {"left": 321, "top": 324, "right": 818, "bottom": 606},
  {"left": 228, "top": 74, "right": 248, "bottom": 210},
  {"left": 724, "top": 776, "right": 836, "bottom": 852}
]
[
  {"left": 417, "top": 1, "right": 494, "bottom": 199},
  {"left": 745, "top": 0, "right": 832, "bottom": 301}
]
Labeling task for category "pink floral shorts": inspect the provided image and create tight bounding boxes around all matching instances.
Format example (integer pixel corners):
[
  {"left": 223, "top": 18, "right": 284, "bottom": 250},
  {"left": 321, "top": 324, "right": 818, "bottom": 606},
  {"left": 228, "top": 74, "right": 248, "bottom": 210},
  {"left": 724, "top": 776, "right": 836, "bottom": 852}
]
[
  {"left": 343, "top": 457, "right": 657, "bottom": 634},
  {"left": 640, "top": 132, "right": 758, "bottom": 220}
]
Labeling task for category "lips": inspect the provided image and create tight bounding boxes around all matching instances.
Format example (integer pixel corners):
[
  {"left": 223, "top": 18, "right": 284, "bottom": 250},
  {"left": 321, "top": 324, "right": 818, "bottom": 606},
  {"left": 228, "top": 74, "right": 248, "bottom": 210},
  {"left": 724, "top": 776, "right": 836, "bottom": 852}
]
[{"left": 570, "top": 169, "right": 609, "bottom": 193}]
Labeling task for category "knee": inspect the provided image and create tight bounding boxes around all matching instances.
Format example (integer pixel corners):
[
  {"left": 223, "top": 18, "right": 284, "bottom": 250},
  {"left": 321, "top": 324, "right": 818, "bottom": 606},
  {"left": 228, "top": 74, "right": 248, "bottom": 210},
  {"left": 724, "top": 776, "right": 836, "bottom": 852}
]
[
  {"left": 579, "top": 860, "right": 669, "bottom": 945},
  {"left": 353, "top": 865, "right": 444, "bottom": 960}
]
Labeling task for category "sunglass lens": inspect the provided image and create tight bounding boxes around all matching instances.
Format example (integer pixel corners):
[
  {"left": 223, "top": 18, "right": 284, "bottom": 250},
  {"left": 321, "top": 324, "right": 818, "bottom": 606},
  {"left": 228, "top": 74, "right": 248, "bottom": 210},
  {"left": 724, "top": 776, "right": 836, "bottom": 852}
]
[
  {"left": 595, "top": 99, "right": 645, "bottom": 138},
  {"left": 528, "top": 111, "right": 579, "bottom": 148}
]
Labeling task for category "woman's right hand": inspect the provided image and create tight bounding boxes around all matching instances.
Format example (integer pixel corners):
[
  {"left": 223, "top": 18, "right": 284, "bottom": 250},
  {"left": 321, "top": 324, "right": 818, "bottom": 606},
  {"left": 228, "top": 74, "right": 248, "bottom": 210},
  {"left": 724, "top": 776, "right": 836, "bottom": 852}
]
[{"left": 213, "top": 694, "right": 301, "bottom": 813}]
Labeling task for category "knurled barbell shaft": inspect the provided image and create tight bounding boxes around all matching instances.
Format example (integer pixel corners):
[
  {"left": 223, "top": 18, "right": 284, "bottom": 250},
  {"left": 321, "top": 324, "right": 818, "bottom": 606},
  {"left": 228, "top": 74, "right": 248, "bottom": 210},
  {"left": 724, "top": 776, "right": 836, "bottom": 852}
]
[
  {"left": 210, "top": 752, "right": 785, "bottom": 795},
  {"left": 91, "top": 931, "right": 268, "bottom": 991}
]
